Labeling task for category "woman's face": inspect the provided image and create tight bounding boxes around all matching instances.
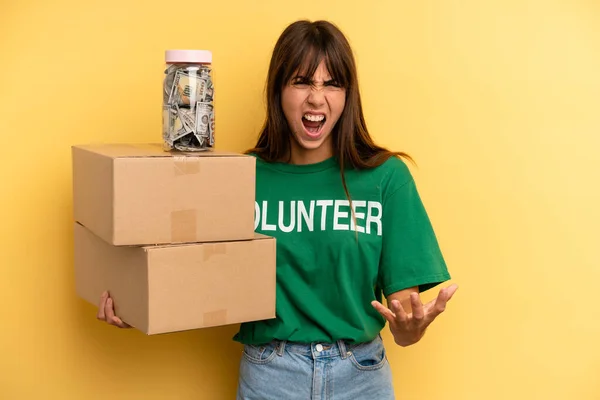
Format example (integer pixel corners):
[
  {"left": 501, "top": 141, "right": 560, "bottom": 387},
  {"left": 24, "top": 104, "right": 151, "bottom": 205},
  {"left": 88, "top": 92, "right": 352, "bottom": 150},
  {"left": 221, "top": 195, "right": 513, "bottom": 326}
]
[{"left": 281, "top": 60, "right": 346, "bottom": 163}]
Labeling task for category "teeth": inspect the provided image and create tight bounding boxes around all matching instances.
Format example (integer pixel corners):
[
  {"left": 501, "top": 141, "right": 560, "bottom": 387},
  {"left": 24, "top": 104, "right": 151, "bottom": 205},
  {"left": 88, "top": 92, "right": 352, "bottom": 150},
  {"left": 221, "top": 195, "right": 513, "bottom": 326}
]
[{"left": 303, "top": 114, "right": 325, "bottom": 122}]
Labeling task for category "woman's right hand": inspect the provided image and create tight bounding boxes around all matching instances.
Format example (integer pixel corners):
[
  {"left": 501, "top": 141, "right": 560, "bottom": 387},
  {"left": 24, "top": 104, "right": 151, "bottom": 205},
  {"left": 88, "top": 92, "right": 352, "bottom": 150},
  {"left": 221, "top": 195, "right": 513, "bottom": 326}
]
[{"left": 97, "top": 291, "right": 131, "bottom": 328}]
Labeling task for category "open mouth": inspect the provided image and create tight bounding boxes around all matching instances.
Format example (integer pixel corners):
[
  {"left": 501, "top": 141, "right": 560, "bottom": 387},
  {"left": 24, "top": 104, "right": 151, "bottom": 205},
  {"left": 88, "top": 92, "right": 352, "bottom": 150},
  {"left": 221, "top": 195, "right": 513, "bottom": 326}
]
[{"left": 301, "top": 113, "right": 326, "bottom": 137}]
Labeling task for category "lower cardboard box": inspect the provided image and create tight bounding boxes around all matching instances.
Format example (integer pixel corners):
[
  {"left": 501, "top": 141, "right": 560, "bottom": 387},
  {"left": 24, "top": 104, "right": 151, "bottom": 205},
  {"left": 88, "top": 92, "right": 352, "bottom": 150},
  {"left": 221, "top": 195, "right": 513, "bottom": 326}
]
[{"left": 74, "top": 222, "right": 276, "bottom": 335}]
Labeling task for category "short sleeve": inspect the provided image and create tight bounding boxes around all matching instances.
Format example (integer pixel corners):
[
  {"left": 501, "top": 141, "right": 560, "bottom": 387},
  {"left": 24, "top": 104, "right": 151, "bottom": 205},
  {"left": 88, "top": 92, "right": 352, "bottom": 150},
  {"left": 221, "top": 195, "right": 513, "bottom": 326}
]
[{"left": 379, "top": 171, "right": 451, "bottom": 297}]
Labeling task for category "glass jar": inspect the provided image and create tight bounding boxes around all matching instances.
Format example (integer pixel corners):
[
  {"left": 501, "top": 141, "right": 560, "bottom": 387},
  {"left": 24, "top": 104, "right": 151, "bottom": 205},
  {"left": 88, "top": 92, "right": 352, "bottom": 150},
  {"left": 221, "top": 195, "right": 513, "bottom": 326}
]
[{"left": 162, "top": 49, "right": 214, "bottom": 152}]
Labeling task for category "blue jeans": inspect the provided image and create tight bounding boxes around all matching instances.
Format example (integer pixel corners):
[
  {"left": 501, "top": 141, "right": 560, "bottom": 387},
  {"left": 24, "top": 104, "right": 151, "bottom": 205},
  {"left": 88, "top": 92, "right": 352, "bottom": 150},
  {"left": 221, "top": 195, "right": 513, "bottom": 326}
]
[{"left": 236, "top": 335, "right": 395, "bottom": 399}]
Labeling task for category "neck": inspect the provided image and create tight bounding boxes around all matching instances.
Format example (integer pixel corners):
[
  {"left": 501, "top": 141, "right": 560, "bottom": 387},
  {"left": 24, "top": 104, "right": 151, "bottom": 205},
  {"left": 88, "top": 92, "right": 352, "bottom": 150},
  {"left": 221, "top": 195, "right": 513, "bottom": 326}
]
[{"left": 288, "top": 139, "right": 333, "bottom": 165}]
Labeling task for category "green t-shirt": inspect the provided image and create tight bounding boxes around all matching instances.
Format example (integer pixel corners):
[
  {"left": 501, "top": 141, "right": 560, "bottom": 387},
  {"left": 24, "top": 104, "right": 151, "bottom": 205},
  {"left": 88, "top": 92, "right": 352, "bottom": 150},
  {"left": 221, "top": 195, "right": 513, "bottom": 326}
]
[{"left": 233, "top": 155, "right": 450, "bottom": 345}]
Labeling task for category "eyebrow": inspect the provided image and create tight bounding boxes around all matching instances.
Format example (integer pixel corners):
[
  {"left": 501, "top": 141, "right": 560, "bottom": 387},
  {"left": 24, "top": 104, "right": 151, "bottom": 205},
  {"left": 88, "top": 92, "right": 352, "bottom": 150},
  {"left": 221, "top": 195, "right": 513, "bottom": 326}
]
[{"left": 293, "top": 75, "right": 338, "bottom": 84}]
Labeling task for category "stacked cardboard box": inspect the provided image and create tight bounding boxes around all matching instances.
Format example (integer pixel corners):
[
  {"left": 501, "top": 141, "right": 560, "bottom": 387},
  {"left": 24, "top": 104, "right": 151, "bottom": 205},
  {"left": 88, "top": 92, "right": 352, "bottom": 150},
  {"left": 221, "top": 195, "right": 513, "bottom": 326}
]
[{"left": 72, "top": 143, "right": 276, "bottom": 335}]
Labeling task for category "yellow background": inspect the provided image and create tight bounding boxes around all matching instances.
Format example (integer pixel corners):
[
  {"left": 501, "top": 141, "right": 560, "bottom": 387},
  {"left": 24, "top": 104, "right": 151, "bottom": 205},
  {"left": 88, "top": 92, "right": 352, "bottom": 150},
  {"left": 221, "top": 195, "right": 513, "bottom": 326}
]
[{"left": 1, "top": 0, "right": 599, "bottom": 399}]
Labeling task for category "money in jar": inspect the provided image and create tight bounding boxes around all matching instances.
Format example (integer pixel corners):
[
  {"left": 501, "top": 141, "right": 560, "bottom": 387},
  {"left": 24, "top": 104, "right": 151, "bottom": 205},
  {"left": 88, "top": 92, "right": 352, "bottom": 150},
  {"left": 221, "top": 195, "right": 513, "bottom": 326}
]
[{"left": 162, "top": 50, "right": 215, "bottom": 152}]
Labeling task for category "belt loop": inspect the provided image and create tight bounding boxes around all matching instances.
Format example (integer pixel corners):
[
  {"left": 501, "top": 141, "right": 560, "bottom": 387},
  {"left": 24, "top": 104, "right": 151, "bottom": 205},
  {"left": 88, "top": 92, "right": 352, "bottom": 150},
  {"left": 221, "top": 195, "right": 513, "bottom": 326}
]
[
  {"left": 276, "top": 340, "right": 286, "bottom": 357},
  {"left": 337, "top": 340, "right": 349, "bottom": 359}
]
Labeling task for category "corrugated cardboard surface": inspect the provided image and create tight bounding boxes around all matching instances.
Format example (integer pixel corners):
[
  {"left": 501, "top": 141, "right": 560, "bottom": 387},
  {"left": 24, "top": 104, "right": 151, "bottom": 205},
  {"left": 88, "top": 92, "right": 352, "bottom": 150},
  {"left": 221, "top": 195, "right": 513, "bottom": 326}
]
[
  {"left": 72, "top": 147, "right": 115, "bottom": 243},
  {"left": 72, "top": 144, "right": 256, "bottom": 246},
  {"left": 74, "top": 223, "right": 150, "bottom": 330},
  {"left": 74, "top": 223, "right": 276, "bottom": 335},
  {"left": 72, "top": 143, "right": 244, "bottom": 158}
]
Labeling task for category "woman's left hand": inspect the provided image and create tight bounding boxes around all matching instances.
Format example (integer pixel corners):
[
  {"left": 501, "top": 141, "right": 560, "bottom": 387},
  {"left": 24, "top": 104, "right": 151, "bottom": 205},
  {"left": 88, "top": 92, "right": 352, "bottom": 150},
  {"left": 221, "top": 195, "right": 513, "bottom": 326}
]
[{"left": 371, "top": 284, "right": 459, "bottom": 347}]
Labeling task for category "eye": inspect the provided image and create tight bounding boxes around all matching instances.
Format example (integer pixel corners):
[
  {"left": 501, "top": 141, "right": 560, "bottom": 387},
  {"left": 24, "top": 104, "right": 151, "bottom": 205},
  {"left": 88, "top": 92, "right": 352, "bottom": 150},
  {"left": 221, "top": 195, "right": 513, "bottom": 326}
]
[
  {"left": 291, "top": 76, "right": 310, "bottom": 87},
  {"left": 324, "top": 80, "right": 341, "bottom": 88}
]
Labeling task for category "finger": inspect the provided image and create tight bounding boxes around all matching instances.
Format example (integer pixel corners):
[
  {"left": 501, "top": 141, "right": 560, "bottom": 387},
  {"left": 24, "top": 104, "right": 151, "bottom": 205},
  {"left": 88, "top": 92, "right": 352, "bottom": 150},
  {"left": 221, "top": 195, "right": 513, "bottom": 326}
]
[
  {"left": 390, "top": 300, "right": 408, "bottom": 323},
  {"left": 371, "top": 301, "right": 397, "bottom": 324},
  {"left": 105, "top": 297, "right": 117, "bottom": 325},
  {"left": 423, "top": 296, "right": 437, "bottom": 313},
  {"left": 410, "top": 292, "right": 425, "bottom": 321},
  {"left": 426, "top": 287, "right": 448, "bottom": 317},
  {"left": 422, "top": 286, "right": 445, "bottom": 314},
  {"left": 433, "top": 284, "right": 459, "bottom": 313},
  {"left": 111, "top": 316, "right": 131, "bottom": 329},
  {"left": 97, "top": 291, "right": 108, "bottom": 321},
  {"left": 445, "top": 284, "right": 459, "bottom": 300},
  {"left": 106, "top": 298, "right": 131, "bottom": 328}
]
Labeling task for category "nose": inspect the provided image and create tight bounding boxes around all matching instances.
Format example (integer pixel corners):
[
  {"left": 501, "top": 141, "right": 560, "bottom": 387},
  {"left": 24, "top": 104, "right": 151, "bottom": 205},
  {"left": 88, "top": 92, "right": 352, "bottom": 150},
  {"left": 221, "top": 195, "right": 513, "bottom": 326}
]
[{"left": 306, "top": 86, "right": 326, "bottom": 108}]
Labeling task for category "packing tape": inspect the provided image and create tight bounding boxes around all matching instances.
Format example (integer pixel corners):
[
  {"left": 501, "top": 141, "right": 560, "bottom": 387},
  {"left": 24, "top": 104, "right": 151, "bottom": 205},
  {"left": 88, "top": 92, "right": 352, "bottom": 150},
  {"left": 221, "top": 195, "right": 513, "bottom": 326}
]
[
  {"left": 170, "top": 209, "right": 197, "bottom": 242},
  {"left": 203, "top": 243, "right": 227, "bottom": 261},
  {"left": 203, "top": 309, "right": 228, "bottom": 326},
  {"left": 171, "top": 156, "right": 200, "bottom": 242},
  {"left": 173, "top": 156, "right": 201, "bottom": 176}
]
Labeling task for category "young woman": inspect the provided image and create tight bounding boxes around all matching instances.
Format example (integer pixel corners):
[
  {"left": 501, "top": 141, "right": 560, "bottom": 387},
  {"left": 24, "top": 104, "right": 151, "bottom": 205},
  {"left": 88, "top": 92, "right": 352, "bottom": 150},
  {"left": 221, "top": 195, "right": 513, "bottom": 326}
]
[{"left": 97, "top": 19, "right": 458, "bottom": 400}]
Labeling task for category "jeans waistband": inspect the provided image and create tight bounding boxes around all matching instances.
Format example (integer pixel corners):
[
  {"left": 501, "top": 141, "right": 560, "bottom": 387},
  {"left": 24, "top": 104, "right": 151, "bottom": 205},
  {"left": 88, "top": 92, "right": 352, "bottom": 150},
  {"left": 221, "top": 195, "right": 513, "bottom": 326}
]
[
  {"left": 268, "top": 335, "right": 381, "bottom": 360},
  {"left": 271, "top": 340, "right": 350, "bottom": 359}
]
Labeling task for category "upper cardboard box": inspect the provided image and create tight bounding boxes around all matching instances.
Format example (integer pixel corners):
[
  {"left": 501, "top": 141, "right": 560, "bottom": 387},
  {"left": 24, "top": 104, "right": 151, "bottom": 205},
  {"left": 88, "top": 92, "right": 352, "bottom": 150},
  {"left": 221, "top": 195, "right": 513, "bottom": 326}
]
[
  {"left": 73, "top": 143, "right": 246, "bottom": 158},
  {"left": 72, "top": 143, "right": 256, "bottom": 246}
]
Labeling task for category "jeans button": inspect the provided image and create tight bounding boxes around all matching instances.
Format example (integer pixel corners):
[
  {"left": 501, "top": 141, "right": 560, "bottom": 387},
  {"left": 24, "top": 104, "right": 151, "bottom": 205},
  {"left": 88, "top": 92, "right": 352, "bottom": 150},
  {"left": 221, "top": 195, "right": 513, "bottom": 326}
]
[{"left": 316, "top": 344, "right": 323, "bottom": 352}]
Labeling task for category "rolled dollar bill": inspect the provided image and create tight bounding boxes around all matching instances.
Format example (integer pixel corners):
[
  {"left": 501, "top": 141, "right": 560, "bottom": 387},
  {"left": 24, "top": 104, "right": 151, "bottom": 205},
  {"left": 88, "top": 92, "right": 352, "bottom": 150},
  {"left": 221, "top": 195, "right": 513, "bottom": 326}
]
[
  {"left": 195, "top": 101, "right": 213, "bottom": 139},
  {"left": 177, "top": 106, "right": 196, "bottom": 133},
  {"left": 170, "top": 105, "right": 193, "bottom": 142},
  {"left": 205, "top": 78, "right": 214, "bottom": 102},
  {"left": 169, "top": 70, "right": 207, "bottom": 106},
  {"left": 200, "top": 66, "right": 210, "bottom": 79},
  {"left": 174, "top": 133, "right": 209, "bottom": 152},
  {"left": 162, "top": 105, "right": 173, "bottom": 147},
  {"left": 163, "top": 65, "right": 178, "bottom": 103},
  {"left": 208, "top": 108, "right": 215, "bottom": 147}
]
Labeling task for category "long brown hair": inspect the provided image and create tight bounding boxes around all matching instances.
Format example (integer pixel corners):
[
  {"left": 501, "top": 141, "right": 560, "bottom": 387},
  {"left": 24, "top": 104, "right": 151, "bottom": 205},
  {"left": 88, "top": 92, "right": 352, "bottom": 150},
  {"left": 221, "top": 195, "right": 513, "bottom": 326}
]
[{"left": 247, "top": 20, "right": 413, "bottom": 200}]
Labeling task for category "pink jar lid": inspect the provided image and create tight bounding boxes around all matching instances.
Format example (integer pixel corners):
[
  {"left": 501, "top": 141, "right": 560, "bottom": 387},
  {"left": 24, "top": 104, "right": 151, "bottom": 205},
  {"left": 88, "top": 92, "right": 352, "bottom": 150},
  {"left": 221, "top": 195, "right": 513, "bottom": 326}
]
[{"left": 165, "top": 50, "right": 212, "bottom": 64}]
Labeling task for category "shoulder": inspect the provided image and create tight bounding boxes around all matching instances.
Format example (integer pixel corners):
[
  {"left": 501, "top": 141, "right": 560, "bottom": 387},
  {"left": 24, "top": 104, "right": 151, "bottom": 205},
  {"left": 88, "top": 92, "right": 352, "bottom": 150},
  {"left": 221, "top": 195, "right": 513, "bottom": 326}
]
[
  {"left": 378, "top": 155, "right": 412, "bottom": 178},
  {"left": 246, "top": 152, "right": 268, "bottom": 169},
  {"left": 373, "top": 156, "right": 414, "bottom": 196}
]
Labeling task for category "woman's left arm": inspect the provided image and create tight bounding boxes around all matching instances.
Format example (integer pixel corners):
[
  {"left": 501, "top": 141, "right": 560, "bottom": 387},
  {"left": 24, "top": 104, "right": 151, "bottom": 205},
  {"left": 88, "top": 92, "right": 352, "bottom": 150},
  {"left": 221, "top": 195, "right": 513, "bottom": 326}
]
[{"left": 371, "top": 284, "right": 458, "bottom": 347}]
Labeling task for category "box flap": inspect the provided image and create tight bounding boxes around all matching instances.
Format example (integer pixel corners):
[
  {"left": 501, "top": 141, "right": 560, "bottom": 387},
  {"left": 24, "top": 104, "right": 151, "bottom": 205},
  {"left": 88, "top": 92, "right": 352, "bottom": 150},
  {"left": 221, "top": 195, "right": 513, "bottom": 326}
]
[
  {"left": 142, "top": 233, "right": 275, "bottom": 251},
  {"left": 71, "top": 143, "right": 250, "bottom": 159},
  {"left": 253, "top": 233, "right": 274, "bottom": 241}
]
